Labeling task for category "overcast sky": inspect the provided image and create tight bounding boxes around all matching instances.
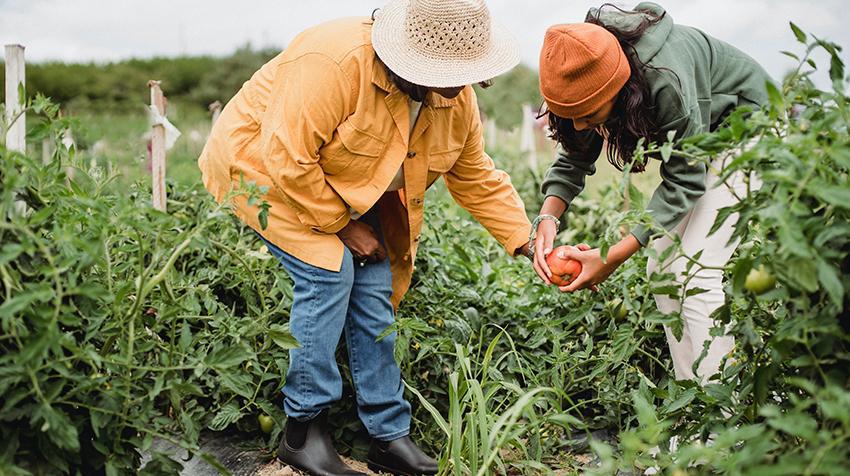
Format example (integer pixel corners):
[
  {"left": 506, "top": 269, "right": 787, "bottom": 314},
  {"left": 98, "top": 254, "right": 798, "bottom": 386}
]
[{"left": 2, "top": 0, "right": 848, "bottom": 85}]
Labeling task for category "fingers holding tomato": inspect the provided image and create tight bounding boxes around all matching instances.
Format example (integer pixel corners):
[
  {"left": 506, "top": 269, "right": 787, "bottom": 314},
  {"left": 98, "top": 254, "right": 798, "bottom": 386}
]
[{"left": 546, "top": 245, "right": 583, "bottom": 286}]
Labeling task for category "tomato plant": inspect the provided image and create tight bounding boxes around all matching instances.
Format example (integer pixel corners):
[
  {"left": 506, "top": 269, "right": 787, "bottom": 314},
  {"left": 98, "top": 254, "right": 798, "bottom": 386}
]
[{"left": 1, "top": 23, "right": 848, "bottom": 476}]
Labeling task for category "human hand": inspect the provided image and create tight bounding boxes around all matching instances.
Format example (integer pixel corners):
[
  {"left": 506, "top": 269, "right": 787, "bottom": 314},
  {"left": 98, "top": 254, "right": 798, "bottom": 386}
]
[
  {"left": 555, "top": 244, "right": 614, "bottom": 293},
  {"left": 336, "top": 220, "right": 387, "bottom": 264},
  {"left": 516, "top": 241, "right": 532, "bottom": 261},
  {"left": 532, "top": 218, "right": 558, "bottom": 284}
]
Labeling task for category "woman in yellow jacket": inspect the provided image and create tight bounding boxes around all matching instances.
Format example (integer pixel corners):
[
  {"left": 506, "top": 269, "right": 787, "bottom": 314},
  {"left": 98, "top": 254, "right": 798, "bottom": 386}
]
[{"left": 199, "top": 0, "right": 532, "bottom": 474}]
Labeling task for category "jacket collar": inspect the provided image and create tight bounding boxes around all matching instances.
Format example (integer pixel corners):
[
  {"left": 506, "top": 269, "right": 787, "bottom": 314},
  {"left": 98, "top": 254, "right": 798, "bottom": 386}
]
[{"left": 371, "top": 55, "right": 458, "bottom": 108}]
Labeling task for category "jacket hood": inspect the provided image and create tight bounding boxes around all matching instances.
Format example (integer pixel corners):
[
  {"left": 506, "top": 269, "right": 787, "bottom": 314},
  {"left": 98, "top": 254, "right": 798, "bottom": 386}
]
[{"left": 587, "top": 2, "right": 673, "bottom": 63}]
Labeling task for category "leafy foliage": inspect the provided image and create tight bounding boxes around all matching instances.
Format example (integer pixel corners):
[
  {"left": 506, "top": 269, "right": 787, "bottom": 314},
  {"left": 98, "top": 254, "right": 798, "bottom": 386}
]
[
  {"left": 0, "top": 25, "right": 848, "bottom": 476},
  {"left": 1, "top": 99, "right": 294, "bottom": 474}
]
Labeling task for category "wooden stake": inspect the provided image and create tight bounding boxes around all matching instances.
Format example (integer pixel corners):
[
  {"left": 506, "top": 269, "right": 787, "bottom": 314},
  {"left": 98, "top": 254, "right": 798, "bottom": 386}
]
[
  {"left": 61, "top": 128, "right": 76, "bottom": 181},
  {"left": 209, "top": 100, "right": 222, "bottom": 127},
  {"left": 484, "top": 118, "right": 497, "bottom": 148},
  {"left": 520, "top": 104, "right": 538, "bottom": 170},
  {"left": 42, "top": 137, "right": 53, "bottom": 164},
  {"left": 5, "top": 44, "right": 26, "bottom": 153},
  {"left": 148, "top": 80, "right": 167, "bottom": 212}
]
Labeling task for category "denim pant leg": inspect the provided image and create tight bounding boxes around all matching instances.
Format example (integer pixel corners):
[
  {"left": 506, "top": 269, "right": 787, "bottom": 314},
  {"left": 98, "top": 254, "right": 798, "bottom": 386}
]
[
  {"left": 262, "top": 237, "right": 355, "bottom": 421},
  {"left": 344, "top": 212, "right": 411, "bottom": 440}
]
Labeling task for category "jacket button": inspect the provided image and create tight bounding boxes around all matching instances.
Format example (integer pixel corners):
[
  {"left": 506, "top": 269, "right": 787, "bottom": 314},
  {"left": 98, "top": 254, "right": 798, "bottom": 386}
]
[
  {"left": 406, "top": 151, "right": 416, "bottom": 158},
  {"left": 411, "top": 197, "right": 423, "bottom": 206}
]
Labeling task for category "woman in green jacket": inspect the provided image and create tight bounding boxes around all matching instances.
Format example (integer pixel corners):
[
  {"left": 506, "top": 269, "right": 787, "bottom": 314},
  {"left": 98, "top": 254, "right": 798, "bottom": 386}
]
[{"left": 532, "top": 2, "right": 772, "bottom": 382}]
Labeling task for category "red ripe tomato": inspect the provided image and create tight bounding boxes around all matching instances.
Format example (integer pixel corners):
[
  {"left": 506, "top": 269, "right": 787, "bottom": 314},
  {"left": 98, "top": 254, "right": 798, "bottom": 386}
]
[{"left": 546, "top": 246, "right": 583, "bottom": 286}]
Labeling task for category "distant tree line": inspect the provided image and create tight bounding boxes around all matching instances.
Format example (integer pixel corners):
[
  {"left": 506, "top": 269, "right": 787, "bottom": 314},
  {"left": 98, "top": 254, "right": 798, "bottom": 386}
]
[{"left": 1, "top": 44, "right": 541, "bottom": 128}]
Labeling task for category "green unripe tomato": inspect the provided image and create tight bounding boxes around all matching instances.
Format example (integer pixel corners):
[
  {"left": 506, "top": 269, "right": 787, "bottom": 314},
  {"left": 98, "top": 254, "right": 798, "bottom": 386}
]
[
  {"left": 744, "top": 265, "right": 776, "bottom": 294},
  {"left": 609, "top": 298, "right": 628, "bottom": 320},
  {"left": 258, "top": 414, "right": 274, "bottom": 434}
]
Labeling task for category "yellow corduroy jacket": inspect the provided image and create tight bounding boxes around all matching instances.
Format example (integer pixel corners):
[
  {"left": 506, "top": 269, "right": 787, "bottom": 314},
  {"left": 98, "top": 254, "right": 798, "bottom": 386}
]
[{"left": 198, "top": 17, "right": 532, "bottom": 307}]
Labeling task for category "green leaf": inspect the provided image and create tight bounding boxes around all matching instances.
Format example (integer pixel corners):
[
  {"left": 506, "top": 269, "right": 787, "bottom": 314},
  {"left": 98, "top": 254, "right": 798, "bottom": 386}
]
[
  {"left": 17, "top": 82, "right": 26, "bottom": 106},
  {"left": 817, "top": 260, "right": 844, "bottom": 307},
  {"left": 829, "top": 51, "right": 845, "bottom": 84},
  {"left": 790, "top": 22, "right": 807, "bottom": 43},
  {"left": 139, "top": 452, "right": 185, "bottom": 475},
  {"left": 813, "top": 183, "right": 850, "bottom": 209},
  {"left": 34, "top": 404, "right": 80, "bottom": 451},
  {"left": 268, "top": 323, "right": 300, "bottom": 350},
  {"left": 219, "top": 371, "right": 254, "bottom": 399},
  {"left": 208, "top": 402, "right": 243, "bottom": 431},
  {"left": 780, "top": 50, "right": 800, "bottom": 61},
  {"left": 731, "top": 257, "right": 753, "bottom": 294},
  {"left": 660, "top": 141, "right": 673, "bottom": 163},
  {"left": 179, "top": 320, "right": 192, "bottom": 351},
  {"left": 665, "top": 387, "right": 697, "bottom": 412},
  {"left": 765, "top": 411, "right": 818, "bottom": 440},
  {"left": 258, "top": 202, "right": 270, "bottom": 230},
  {"left": 200, "top": 453, "right": 232, "bottom": 476},
  {"left": 205, "top": 343, "right": 253, "bottom": 370},
  {"left": 784, "top": 257, "right": 819, "bottom": 293},
  {"left": 611, "top": 324, "right": 635, "bottom": 363},
  {"left": 547, "top": 413, "right": 586, "bottom": 431},
  {"left": 0, "top": 288, "right": 54, "bottom": 318},
  {"left": 765, "top": 81, "right": 784, "bottom": 113},
  {"left": 628, "top": 181, "right": 645, "bottom": 210}
]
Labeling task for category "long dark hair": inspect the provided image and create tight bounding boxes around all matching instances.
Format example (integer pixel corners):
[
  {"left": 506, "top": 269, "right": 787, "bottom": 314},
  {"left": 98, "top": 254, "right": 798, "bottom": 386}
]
[{"left": 547, "top": 4, "right": 667, "bottom": 172}]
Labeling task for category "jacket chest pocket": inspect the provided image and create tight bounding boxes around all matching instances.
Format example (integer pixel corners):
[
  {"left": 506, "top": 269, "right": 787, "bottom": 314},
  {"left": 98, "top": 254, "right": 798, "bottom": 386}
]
[
  {"left": 319, "top": 121, "right": 387, "bottom": 175},
  {"left": 426, "top": 146, "right": 461, "bottom": 187}
]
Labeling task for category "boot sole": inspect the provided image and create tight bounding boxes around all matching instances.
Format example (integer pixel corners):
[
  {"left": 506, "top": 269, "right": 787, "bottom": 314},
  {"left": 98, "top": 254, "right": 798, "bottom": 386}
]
[
  {"left": 367, "top": 460, "right": 436, "bottom": 476},
  {"left": 277, "top": 454, "right": 313, "bottom": 475},
  {"left": 279, "top": 454, "right": 367, "bottom": 476}
]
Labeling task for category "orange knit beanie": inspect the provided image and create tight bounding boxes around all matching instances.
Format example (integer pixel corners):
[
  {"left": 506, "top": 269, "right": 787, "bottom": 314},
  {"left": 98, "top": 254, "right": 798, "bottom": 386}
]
[{"left": 539, "top": 23, "right": 631, "bottom": 119}]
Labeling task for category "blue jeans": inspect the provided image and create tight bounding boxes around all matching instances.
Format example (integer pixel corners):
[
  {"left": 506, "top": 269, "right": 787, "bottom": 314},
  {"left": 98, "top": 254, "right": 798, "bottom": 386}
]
[{"left": 259, "top": 212, "right": 411, "bottom": 440}]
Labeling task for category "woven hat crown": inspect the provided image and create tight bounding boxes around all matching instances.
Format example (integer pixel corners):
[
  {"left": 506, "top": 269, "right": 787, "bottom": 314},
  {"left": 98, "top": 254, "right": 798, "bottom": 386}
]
[
  {"left": 371, "top": 0, "right": 520, "bottom": 88},
  {"left": 404, "top": 0, "right": 492, "bottom": 60}
]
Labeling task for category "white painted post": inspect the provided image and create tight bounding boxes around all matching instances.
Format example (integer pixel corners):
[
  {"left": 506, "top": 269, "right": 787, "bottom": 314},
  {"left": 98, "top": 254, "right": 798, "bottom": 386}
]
[
  {"left": 42, "top": 137, "right": 52, "bottom": 164},
  {"left": 61, "top": 128, "right": 76, "bottom": 180},
  {"left": 5, "top": 44, "right": 26, "bottom": 153},
  {"left": 209, "top": 100, "right": 222, "bottom": 127},
  {"left": 148, "top": 80, "right": 167, "bottom": 212},
  {"left": 484, "top": 118, "right": 497, "bottom": 148},
  {"left": 520, "top": 103, "right": 537, "bottom": 170}
]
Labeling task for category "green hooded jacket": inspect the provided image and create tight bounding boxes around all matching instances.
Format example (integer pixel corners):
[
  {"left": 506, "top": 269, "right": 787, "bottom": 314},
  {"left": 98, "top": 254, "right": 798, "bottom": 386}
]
[{"left": 541, "top": 2, "right": 773, "bottom": 245}]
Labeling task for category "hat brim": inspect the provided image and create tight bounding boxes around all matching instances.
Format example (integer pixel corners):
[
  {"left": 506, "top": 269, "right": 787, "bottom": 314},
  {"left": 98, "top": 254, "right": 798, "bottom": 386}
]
[{"left": 372, "top": 0, "right": 521, "bottom": 88}]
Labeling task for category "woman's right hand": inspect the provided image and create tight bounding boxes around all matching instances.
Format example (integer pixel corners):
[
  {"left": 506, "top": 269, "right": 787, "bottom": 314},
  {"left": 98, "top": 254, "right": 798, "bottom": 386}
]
[
  {"left": 532, "top": 196, "right": 569, "bottom": 285},
  {"left": 532, "top": 218, "right": 558, "bottom": 285},
  {"left": 337, "top": 220, "right": 387, "bottom": 264}
]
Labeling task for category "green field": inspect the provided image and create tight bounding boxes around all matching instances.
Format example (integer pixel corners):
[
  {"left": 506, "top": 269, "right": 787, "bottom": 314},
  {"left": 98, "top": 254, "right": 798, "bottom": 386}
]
[{"left": 2, "top": 30, "right": 849, "bottom": 476}]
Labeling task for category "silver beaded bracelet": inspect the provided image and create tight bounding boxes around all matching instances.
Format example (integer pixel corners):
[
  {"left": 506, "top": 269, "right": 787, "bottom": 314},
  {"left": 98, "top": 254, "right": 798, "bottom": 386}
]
[{"left": 528, "top": 214, "right": 561, "bottom": 259}]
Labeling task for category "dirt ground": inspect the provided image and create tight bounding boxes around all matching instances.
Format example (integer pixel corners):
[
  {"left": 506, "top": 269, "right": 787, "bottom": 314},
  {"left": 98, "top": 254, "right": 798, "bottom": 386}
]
[{"left": 255, "top": 457, "right": 383, "bottom": 476}]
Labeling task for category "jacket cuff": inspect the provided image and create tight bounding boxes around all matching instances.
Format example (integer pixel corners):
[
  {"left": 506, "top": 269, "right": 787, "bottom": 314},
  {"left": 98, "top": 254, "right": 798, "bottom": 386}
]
[
  {"left": 504, "top": 224, "right": 532, "bottom": 257},
  {"left": 543, "top": 185, "right": 579, "bottom": 209},
  {"left": 311, "top": 212, "right": 351, "bottom": 235},
  {"left": 630, "top": 225, "right": 651, "bottom": 247}
]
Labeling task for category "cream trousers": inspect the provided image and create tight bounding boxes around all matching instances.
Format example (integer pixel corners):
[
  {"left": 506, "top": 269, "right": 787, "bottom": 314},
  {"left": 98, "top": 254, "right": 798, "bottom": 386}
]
[{"left": 646, "top": 151, "right": 760, "bottom": 383}]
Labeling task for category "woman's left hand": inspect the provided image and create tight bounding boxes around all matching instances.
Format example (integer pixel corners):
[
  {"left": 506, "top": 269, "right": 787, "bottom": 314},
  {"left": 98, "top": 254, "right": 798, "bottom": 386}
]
[{"left": 555, "top": 245, "right": 621, "bottom": 293}]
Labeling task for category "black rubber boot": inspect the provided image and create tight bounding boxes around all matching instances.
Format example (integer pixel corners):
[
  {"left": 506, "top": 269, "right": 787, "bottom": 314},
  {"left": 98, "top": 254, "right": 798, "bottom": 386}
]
[
  {"left": 277, "top": 412, "right": 365, "bottom": 476},
  {"left": 367, "top": 435, "right": 438, "bottom": 476}
]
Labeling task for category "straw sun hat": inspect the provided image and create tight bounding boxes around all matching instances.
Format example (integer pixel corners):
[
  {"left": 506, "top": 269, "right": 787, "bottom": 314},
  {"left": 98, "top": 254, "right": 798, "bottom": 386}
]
[{"left": 372, "top": 0, "right": 521, "bottom": 88}]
